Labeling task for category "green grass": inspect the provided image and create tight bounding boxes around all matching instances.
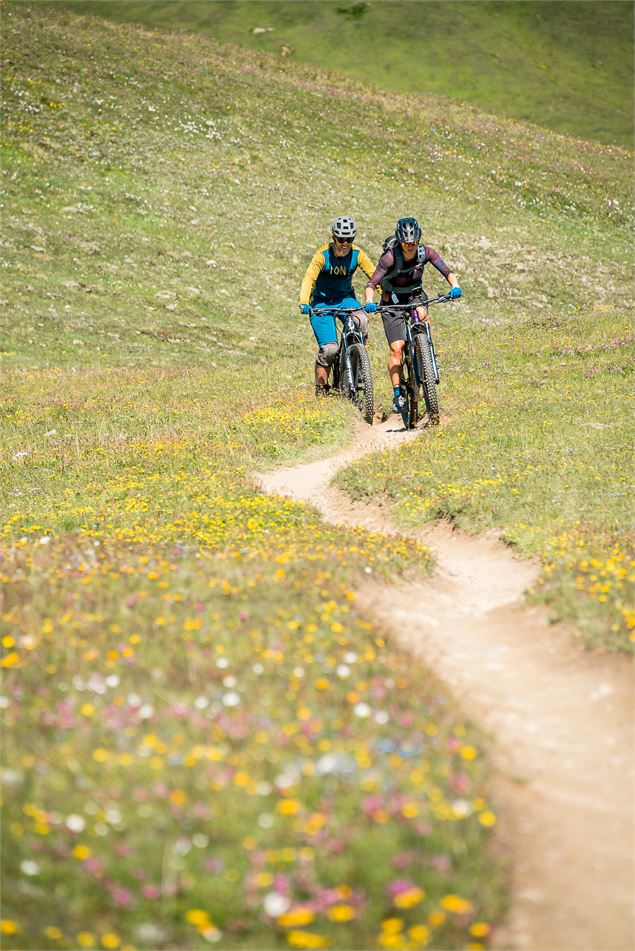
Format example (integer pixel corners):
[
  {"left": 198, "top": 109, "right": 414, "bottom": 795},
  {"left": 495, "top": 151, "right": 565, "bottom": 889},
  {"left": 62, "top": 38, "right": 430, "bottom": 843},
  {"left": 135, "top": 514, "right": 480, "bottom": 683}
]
[
  {"left": 0, "top": 2, "right": 633, "bottom": 947},
  {"left": 339, "top": 305, "right": 634, "bottom": 650},
  {"left": 0, "top": 6, "right": 514, "bottom": 948},
  {"left": 51, "top": 0, "right": 634, "bottom": 149}
]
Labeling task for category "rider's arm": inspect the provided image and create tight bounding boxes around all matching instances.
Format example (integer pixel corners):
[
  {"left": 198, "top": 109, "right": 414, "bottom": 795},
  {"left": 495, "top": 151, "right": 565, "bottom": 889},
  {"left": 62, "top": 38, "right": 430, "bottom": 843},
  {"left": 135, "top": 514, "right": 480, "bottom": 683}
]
[
  {"left": 364, "top": 249, "right": 394, "bottom": 303},
  {"left": 446, "top": 271, "right": 460, "bottom": 290},
  {"left": 357, "top": 248, "right": 378, "bottom": 305},
  {"left": 357, "top": 249, "right": 376, "bottom": 282},
  {"left": 299, "top": 248, "right": 327, "bottom": 307},
  {"left": 424, "top": 246, "right": 452, "bottom": 281}
]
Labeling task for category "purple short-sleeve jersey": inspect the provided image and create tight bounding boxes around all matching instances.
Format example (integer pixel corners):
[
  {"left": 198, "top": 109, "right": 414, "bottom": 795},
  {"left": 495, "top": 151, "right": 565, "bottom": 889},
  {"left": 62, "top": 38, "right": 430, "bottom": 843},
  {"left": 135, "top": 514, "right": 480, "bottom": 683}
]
[{"left": 366, "top": 245, "right": 452, "bottom": 301}]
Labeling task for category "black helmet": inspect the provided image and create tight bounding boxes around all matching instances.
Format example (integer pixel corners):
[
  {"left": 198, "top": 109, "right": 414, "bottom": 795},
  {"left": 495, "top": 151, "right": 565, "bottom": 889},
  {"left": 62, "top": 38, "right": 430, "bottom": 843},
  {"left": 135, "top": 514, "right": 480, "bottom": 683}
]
[
  {"left": 331, "top": 215, "right": 357, "bottom": 240},
  {"left": 395, "top": 217, "right": 422, "bottom": 243}
]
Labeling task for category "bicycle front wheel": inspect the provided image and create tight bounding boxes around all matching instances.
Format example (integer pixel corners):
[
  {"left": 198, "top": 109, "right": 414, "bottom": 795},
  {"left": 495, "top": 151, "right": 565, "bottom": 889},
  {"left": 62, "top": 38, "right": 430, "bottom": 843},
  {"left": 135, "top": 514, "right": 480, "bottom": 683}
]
[
  {"left": 402, "top": 353, "right": 419, "bottom": 430},
  {"left": 415, "top": 333, "right": 440, "bottom": 425},
  {"left": 348, "top": 343, "right": 374, "bottom": 424}
]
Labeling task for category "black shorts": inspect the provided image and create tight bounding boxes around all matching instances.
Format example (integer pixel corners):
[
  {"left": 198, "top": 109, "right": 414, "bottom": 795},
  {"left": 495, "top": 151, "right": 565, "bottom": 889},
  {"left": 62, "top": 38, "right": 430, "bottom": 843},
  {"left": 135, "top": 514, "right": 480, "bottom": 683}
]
[{"left": 381, "top": 292, "right": 429, "bottom": 345}]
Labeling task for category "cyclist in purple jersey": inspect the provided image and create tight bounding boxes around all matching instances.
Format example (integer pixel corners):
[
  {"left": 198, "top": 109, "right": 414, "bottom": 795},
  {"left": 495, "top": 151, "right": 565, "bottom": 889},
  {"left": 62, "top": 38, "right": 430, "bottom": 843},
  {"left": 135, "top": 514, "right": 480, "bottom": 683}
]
[{"left": 363, "top": 216, "right": 462, "bottom": 415}]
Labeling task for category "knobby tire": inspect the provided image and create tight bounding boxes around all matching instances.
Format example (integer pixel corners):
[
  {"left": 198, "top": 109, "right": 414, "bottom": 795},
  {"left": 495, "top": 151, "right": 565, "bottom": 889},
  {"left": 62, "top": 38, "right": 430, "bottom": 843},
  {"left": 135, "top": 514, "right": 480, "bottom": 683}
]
[
  {"left": 348, "top": 343, "right": 374, "bottom": 424},
  {"left": 415, "top": 332, "right": 440, "bottom": 425},
  {"left": 402, "top": 354, "right": 419, "bottom": 430}
]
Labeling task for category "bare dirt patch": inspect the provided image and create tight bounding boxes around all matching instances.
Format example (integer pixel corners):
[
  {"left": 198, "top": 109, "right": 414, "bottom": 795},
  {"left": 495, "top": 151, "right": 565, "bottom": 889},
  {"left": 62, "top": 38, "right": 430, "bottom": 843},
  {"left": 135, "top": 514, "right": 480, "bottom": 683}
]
[{"left": 256, "top": 417, "right": 634, "bottom": 951}]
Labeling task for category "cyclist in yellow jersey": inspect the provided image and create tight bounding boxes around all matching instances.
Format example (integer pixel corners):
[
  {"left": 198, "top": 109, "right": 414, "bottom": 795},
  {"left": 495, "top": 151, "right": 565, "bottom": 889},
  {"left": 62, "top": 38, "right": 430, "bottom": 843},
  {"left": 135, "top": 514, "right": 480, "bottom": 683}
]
[{"left": 299, "top": 215, "right": 376, "bottom": 396}]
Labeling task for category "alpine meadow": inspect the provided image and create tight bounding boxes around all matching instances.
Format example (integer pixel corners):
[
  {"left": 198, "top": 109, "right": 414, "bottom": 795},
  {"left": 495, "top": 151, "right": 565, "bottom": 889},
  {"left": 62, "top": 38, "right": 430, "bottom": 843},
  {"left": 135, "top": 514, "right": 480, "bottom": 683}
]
[{"left": 0, "top": 3, "right": 633, "bottom": 951}]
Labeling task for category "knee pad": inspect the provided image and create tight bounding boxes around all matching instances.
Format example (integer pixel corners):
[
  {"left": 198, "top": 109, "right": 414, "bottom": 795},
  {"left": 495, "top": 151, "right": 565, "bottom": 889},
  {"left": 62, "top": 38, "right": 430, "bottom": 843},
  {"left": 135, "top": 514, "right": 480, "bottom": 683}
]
[
  {"left": 316, "top": 342, "right": 338, "bottom": 368},
  {"left": 354, "top": 314, "right": 369, "bottom": 337}
]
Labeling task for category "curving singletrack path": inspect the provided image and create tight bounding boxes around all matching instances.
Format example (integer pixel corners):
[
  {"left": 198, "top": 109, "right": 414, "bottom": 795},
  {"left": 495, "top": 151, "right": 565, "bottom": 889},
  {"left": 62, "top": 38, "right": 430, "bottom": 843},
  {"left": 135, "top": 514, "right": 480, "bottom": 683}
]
[{"left": 256, "top": 417, "right": 634, "bottom": 951}]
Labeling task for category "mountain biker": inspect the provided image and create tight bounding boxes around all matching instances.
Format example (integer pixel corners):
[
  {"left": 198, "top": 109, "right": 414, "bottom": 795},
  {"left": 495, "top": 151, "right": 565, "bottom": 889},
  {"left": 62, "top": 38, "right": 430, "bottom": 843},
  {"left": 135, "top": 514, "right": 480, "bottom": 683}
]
[
  {"left": 363, "top": 216, "right": 462, "bottom": 416},
  {"left": 299, "top": 215, "right": 376, "bottom": 396}
]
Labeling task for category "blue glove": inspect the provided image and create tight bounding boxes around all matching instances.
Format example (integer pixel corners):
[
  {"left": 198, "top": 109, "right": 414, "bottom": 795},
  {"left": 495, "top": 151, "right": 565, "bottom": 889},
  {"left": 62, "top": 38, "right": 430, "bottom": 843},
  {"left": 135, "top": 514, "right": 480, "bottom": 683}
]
[
  {"left": 299, "top": 304, "right": 311, "bottom": 315},
  {"left": 449, "top": 286, "right": 462, "bottom": 300},
  {"left": 364, "top": 302, "right": 378, "bottom": 314}
]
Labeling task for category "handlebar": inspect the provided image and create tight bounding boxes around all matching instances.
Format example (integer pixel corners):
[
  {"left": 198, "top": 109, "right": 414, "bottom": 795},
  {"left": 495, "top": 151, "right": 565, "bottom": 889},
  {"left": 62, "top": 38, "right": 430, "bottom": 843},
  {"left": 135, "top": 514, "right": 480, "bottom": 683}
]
[
  {"left": 303, "top": 297, "right": 454, "bottom": 316},
  {"left": 378, "top": 294, "right": 453, "bottom": 310},
  {"left": 308, "top": 306, "right": 362, "bottom": 316}
]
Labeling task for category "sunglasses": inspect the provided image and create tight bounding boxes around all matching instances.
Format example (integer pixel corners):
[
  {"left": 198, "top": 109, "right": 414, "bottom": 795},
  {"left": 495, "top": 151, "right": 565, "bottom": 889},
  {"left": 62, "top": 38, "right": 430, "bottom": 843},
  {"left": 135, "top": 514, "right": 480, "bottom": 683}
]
[{"left": 333, "top": 235, "right": 354, "bottom": 244}]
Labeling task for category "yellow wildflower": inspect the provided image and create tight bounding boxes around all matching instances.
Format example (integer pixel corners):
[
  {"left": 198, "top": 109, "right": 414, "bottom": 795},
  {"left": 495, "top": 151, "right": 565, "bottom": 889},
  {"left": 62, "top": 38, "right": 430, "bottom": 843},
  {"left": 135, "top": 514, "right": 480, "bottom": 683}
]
[
  {"left": 401, "top": 802, "right": 420, "bottom": 818},
  {"left": 276, "top": 798, "right": 300, "bottom": 816},
  {"left": 286, "top": 930, "right": 329, "bottom": 949},
  {"left": 77, "top": 933, "right": 96, "bottom": 948},
  {"left": 327, "top": 904, "right": 356, "bottom": 922},
  {"left": 44, "top": 927, "right": 63, "bottom": 940},
  {"left": 459, "top": 745, "right": 478, "bottom": 760},
  {"left": 278, "top": 908, "right": 315, "bottom": 928},
  {"left": 441, "top": 894, "right": 473, "bottom": 914},
  {"left": 408, "top": 923, "right": 430, "bottom": 945},
  {"left": 72, "top": 844, "right": 91, "bottom": 861},
  {"left": 394, "top": 886, "right": 424, "bottom": 909}
]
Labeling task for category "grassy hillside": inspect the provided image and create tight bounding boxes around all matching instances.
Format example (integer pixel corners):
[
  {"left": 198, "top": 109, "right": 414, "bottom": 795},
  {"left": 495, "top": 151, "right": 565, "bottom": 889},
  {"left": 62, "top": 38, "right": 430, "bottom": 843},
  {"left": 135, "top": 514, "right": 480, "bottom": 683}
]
[
  {"left": 0, "top": 2, "right": 633, "bottom": 948},
  {"left": 54, "top": 0, "right": 634, "bottom": 148}
]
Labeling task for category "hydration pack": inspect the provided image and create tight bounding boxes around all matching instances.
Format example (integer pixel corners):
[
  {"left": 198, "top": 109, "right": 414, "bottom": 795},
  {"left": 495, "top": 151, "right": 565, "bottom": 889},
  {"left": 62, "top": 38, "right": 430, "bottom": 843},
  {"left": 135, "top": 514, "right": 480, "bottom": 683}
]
[{"left": 380, "top": 236, "right": 425, "bottom": 294}]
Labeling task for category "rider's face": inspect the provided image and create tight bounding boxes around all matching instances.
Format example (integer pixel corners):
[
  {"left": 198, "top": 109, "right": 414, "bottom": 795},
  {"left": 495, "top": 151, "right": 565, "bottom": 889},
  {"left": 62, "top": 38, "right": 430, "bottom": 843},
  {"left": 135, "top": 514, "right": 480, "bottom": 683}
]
[
  {"left": 333, "top": 235, "right": 354, "bottom": 256},
  {"left": 401, "top": 240, "right": 418, "bottom": 259}
]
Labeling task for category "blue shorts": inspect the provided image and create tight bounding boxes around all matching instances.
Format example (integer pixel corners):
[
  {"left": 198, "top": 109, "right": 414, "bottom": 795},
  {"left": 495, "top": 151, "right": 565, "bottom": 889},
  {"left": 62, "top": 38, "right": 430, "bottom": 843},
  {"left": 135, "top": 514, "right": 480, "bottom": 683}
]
[{"left": 310, "top": 297, "right": 361, "bottom": 347}]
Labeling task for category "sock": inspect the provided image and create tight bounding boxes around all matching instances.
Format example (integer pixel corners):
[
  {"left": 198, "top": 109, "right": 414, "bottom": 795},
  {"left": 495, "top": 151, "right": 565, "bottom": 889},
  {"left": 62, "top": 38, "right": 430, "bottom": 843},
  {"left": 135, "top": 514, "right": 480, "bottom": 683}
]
[{"left": 393, "top": 386, "right": 401, "bottom": 397}]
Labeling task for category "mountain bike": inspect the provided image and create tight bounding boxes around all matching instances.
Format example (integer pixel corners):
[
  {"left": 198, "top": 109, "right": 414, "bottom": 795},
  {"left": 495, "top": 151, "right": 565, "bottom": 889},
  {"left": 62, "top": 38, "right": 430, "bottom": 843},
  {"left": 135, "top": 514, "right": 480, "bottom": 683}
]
[
  {"left": 379, "top": 295, "right": 449, "bottom": 429},
  {"left": 311, "top": 306, "right": 374, "bottom": 424}
]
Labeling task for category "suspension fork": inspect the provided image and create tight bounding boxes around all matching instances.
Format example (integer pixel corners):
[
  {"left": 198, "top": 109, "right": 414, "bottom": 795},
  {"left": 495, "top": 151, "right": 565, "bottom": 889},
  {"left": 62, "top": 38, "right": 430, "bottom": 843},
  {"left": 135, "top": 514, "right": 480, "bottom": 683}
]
[
  {"left": 344, "top": 335, "right": 357, "bottom": 393},
  {"left": 423, "top": 322, "right": 440, "bottom": 384},
  {"left": 411, "top": 312, "right": 440, "bottom": 386},
  {"left": 340, "top": 321, "right": 356, "bottom": 394},
  {"left": 406, "top": 314, "right": 419, "bottom": 386}
]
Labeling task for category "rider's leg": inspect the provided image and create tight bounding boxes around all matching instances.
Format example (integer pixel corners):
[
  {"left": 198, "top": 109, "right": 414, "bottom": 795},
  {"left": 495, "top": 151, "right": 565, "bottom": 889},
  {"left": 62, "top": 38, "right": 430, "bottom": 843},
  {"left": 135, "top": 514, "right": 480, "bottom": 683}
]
[
  {"left": 315, "top": 363, "right": 329, "bottom": 387},
  {"left": 381, "top": 306, "right": 408, "bottom": 410},
  {"left": 349, "top": 310, "right": 369, "bottom": 344},
  {"left": 389, "top": 340, "right": 408, "bottom": 417},
  {"left": 388, "top": 340, "right": 406, "bottom": 390},
  {"left": 415, "top": 304, "right": 430, "bottom": 325},
  {"left": 315, "top": 342, "right": 338, "bottom": 392},
  {"left": 310, "top": 309, "right": 338, "bottom": 393}
]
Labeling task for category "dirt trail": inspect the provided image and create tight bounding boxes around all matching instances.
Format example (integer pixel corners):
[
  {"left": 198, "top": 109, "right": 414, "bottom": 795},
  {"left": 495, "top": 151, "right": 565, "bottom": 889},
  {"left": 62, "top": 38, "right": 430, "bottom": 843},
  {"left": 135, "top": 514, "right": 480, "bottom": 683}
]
[{"left": 256, "top": 418, "right": 634, "bottom": 951}]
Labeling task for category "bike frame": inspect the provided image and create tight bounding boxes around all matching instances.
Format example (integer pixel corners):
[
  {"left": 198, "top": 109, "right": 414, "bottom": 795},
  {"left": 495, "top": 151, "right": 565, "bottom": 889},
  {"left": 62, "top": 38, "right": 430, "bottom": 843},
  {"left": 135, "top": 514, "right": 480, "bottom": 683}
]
[
  {"left": 338, "top": 314, "right": 366, "bottom": 393},
  {"left": 380, "top": 294, "right": 448, "bottom": 385},
  {"left": 310, "top": 306, "right": 365, "bottom": 395},
  {"left": 375, "top": 294, "right": 454, "bottom": 427}
]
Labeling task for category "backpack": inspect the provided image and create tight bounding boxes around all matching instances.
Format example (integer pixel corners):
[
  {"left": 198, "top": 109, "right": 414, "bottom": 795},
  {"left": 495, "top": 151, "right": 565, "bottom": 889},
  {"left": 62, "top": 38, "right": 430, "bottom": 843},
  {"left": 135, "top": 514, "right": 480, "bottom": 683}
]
[{"left": 381, "top": 236, "right": 425, "bottom": 291}]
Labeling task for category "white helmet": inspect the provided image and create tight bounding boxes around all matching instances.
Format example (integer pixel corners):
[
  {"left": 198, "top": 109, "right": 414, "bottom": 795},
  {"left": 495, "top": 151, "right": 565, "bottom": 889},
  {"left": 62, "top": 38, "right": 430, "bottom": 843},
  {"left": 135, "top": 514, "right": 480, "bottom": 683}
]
[{"left": 331, "top": 215, "right": 357, "bottom": 240}]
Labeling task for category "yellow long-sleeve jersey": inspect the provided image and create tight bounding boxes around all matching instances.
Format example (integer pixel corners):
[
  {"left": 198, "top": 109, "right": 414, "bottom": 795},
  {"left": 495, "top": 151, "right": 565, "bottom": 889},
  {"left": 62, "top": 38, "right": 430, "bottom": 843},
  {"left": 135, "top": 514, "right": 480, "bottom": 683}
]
[{"left": 299, "top": 243, "right": 376, "bottom": 307}]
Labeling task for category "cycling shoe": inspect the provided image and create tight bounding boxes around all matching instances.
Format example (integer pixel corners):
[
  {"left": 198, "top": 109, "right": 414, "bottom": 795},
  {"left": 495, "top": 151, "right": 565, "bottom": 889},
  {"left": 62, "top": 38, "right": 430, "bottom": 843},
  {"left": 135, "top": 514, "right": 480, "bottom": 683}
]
[{"left": 392, "top": 394, "right": 409, "bottom": 427}]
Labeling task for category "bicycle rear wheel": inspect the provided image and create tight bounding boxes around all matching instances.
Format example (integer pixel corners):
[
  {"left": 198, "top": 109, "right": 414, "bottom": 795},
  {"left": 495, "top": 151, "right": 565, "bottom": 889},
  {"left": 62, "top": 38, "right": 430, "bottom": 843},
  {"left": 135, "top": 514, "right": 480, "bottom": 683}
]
[
  {"left": 348, "top": 344, "right": 374, "bottom": 424},
  {"left": 414, "top": 333, "right": 440, "bottom": 425}
]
